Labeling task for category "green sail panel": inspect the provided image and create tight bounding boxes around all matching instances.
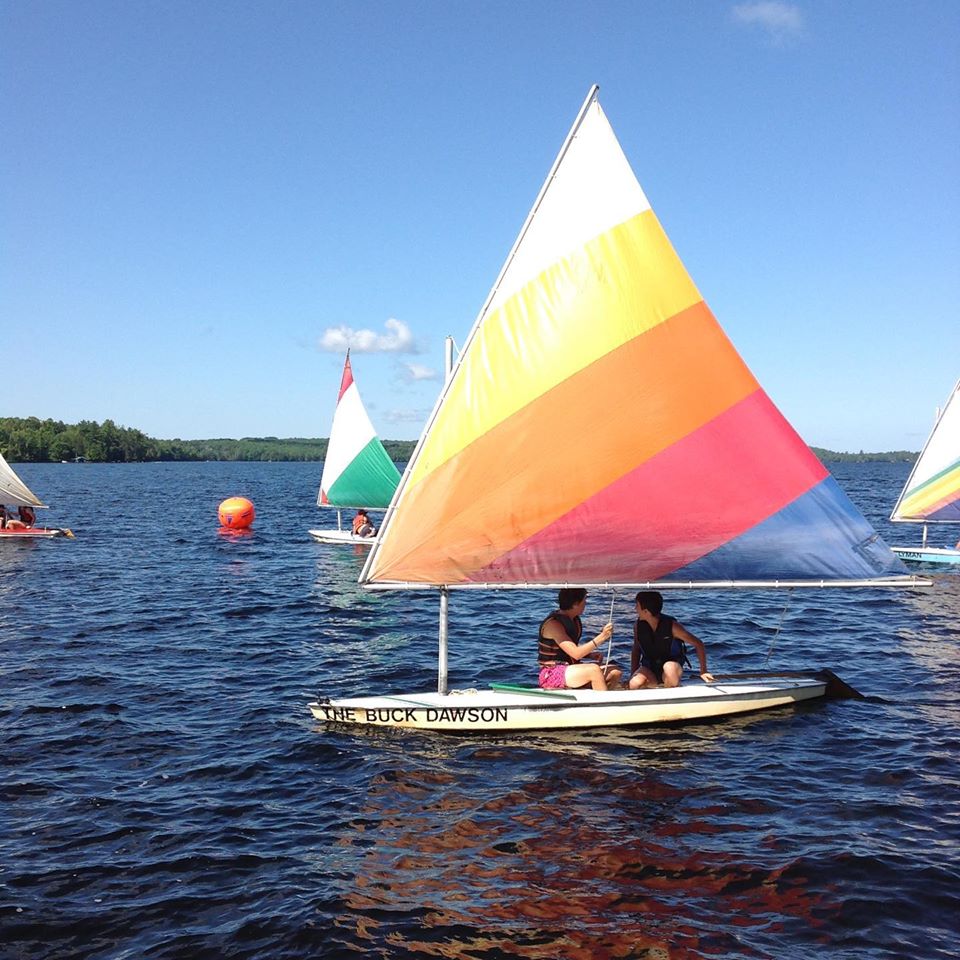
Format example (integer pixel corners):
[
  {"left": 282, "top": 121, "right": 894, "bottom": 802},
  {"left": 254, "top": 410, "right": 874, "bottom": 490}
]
[{"left": 325, "top": 436, "right": 400, "bottom": 509}]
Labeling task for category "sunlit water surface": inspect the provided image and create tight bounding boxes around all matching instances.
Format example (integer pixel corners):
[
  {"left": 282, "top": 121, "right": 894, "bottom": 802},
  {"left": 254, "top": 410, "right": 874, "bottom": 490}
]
[{"left": 1, "top": 461, "right": 958, "bottom": 959}]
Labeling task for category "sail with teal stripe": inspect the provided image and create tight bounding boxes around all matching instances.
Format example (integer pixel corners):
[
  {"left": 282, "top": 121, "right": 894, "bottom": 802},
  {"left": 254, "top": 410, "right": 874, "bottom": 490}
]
[
  {"left": 317, "top": 351, "right": 400, "bottom": 510},
  {"left": 890, "top": 378, "right": 960, "bottom": 524}
]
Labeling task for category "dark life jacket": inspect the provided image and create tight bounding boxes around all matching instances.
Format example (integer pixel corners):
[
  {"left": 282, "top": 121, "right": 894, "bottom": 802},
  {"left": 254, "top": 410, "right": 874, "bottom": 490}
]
[
  {"left": 538, "top": 612, "right": 582, "bottom": 665},
  {"left": 634, "top": 614, "right": 689, "bottom": 673}
]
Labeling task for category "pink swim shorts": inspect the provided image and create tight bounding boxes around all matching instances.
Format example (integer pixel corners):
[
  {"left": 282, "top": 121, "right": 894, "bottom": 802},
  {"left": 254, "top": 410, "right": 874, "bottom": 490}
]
[{"left": 539, "top": 663, "right": 568, "bottom": 689}]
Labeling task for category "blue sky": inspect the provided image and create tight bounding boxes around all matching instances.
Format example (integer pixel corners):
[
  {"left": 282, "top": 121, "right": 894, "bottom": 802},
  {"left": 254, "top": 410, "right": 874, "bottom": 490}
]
[{"left": 2, "top": 0, "right": 958, "bottom": 450}]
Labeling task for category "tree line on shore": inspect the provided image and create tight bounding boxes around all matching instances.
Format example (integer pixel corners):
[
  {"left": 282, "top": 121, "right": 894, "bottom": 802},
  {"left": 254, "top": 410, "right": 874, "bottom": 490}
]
[
  {"left": 1, "top": 416, "right": 914, "bottom": 464},
  {"left": 0, "top": 417, "right": 417, "bottom": 463}
]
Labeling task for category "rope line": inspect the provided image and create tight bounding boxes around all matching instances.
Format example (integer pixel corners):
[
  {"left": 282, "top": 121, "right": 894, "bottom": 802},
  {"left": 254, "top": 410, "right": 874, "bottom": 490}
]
[
  {"left": 763, "top": 588, "right": 794, "bottom": 667},
  {"left": 604, "top": 590, "right": 616, "bottom": 668}
]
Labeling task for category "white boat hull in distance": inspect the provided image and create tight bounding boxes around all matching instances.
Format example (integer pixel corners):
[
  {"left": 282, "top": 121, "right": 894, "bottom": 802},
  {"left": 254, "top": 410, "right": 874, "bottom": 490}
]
[
  {"left": 309, "top": 672, "right": 839, "bottom": 732},
  {"left": 891, "top": 545, "right": 960, "bottom": 565},
  {"left": 307, "top": 528, "right": 375, "bottom": 546},
  {"left": 0, "top": 527, "right": 72, "bottom": 539}
]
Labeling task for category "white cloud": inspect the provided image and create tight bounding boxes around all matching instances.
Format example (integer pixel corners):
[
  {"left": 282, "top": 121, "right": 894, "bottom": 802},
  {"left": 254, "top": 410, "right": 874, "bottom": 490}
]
[
  {"left": 319, "top": 317, "right": 416, "bottom": 353},
  {"left": 731, "top": 1, "right": 804, "bottom": 43},
  {"left": 400, "top": 362, "right": 441, "bottom": 383},
  {"left": 382, "top": 407, "right": 431, "bottom": 425}
]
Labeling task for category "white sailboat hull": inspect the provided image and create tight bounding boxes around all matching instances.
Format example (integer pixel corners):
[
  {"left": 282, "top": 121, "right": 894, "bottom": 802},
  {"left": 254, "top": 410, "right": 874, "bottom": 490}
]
[
  {"left": 310, "top": 674, "right": 830, "bottom": 732},
  {"left": 307, "top": 528, "right": 375, "bottom": 546},
  {"left": 890, "top": 545, "right": 960, "bottom": 565}
]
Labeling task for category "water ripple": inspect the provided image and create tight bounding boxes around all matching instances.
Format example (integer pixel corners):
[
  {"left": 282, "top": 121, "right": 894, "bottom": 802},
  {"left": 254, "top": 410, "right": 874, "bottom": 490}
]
[{"left": 1, "top": 461, "right": 957, "bottom": 959}]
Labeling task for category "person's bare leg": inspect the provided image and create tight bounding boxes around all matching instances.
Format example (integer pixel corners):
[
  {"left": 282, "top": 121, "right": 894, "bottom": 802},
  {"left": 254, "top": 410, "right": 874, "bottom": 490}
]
[
  {"left": 564, "top": 662, "right": 608, "bottom": 691},
  {"left": 628, "top": 667, "right": 658, "bottom": 690},
  {"left": 661, "top": 663, "right": 682, "bottom": 688}
]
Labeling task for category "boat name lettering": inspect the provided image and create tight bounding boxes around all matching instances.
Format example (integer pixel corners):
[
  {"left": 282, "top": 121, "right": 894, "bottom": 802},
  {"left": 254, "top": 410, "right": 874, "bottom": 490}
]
[
  {"left": 320, "top": 706, "right": 357, "bottom": 722},
  {"left": 424, "top": 707, "right": 509, "bottom": 724},
  {"left": 364, "top": 708, "right": 418, "bottom": 723}
]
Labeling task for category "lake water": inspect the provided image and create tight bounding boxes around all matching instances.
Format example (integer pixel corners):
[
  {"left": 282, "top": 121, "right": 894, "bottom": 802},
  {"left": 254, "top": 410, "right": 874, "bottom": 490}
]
[{"left": 2, "top": 461, "right": 958, "bottom": 959}]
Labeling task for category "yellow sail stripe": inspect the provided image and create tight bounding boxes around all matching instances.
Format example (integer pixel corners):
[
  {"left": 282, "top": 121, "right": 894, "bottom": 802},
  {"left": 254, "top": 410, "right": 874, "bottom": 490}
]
[
  {"left": 898, "top": 464, "right": 960, "bottom": 518},
  {"left": 408, "top": 208, "right": 702, "bottom": 491}
]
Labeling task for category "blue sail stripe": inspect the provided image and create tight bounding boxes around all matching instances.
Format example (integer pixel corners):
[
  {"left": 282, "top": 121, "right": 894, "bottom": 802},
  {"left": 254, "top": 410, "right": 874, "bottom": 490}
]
[{"left": 674, "top": 476, "right": 907, "bottom": 581}]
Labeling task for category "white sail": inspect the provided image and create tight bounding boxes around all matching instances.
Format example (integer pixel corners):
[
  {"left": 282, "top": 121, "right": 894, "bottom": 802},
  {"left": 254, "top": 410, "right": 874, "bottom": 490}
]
[
  {"left": 0, "top": 452, "right": 46, "bottom": 508},
  {"left": 317, "top": 351, "right": 400, "bottom": 510},
  {"left": 890, "top": 378, "right": 960, "bottom": 524}
]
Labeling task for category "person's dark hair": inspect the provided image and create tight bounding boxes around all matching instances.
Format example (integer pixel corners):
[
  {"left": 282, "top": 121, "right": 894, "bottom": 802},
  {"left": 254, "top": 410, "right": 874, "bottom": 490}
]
[
  {"left": 558, "top": 587, "right": 587, "bottom": 609},
  {"left": 635, "top": 590, "right": 663, "bottom": 615}
]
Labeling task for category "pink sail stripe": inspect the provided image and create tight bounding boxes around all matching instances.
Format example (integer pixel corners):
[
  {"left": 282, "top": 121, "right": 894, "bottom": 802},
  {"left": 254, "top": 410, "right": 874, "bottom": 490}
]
[{"left": 473, "top": 390, "right": 826, "bottom": 583}]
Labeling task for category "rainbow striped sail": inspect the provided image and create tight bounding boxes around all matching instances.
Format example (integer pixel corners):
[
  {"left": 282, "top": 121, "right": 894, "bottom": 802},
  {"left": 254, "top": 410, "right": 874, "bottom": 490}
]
[
  {"left": 362, "top": 87, "right": 909, "bottom": 589},
  {"left": 890, "top": 378, "right": 960, "bottom": 524},
  {"left": 318, "top": 351, "right": 400, "bottom": 509}
]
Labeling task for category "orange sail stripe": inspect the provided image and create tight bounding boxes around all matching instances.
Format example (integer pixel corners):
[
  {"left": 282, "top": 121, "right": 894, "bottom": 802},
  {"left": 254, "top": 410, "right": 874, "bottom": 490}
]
[
  {"left": 408, "top": 208, "right": 701, "bottom": 490},
  {"left": 370, "top": 302, "right": 759, "bottom": 584},
  {"left": 475, "top": 389, "right": 828, "bottom": 583}
]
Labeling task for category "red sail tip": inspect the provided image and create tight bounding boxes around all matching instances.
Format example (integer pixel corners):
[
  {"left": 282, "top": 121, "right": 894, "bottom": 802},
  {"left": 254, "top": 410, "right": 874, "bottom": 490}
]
[{"left": 338, "top": 352, "right": 354, "bottom": 402}]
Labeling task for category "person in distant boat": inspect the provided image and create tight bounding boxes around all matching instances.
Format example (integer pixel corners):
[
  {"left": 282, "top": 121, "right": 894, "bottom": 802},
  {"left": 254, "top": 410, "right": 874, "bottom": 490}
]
[
  {"left": 352, "top": 509, "right": 375, "bottom": 538},
  {"left": 628, "top": 590, "right": 714, "bottom": 689},
  {"left": 4, "top": 505, "right": 36, "bottom": 530},
  {"left": 538, "top": 588, "right": 622, "bottom": 691}
]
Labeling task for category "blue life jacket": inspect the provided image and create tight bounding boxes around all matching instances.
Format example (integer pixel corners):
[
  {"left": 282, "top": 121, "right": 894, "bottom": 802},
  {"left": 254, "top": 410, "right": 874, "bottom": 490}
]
[{"left": 634, "top": 614, "right": 690, "bottom": 676}]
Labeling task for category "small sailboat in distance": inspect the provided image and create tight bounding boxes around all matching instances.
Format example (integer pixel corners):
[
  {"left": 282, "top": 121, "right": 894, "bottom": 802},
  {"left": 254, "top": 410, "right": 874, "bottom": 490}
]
[
  {"left": 0, "top": 452, "right": 74, "bottom": 539},
  {"left": 310, "top": 86, "right": 926, "bottom": 732},
  {"left": 889, "top": 377, "right": 960, "bottom": 565},
  {"left": 308, "top": 350, "right": 401, "bottom": 545}
]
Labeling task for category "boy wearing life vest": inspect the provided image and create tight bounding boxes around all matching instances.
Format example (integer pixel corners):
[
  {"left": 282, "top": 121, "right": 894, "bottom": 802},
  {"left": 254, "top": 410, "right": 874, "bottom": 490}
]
[
  {"left": 628, "top": 590, "right": 714, "bottom": 689},
  {"left": 537, "top": 588, "right": 622, "bottom": 691}
]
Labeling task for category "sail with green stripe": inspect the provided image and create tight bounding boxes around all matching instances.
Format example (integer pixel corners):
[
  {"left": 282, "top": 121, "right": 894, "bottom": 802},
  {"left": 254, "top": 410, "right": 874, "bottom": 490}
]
[
  {"left": 317, "top": 351, "right": 400, "bottom": 509},
  {"left": 890, "top": 378, "right": 960, "bottom": 524}
]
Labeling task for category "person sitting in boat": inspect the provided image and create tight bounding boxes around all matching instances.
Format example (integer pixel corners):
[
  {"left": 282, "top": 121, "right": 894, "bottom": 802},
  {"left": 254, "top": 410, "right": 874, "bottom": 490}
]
[
  {"left": 352, "top": 509, "right": 375, "bottom": 538},
  {"left": 4, "top": 505, "right": 36, "bottom": 530},
  {"left": 628, "top": 590, "right": 714, "bottom": 689},
  {"left": 0, "top": 505, "right": 7, "bottom": 529},
  {"left": 538, "top": 588, "right": 622, "bottom": 691}
]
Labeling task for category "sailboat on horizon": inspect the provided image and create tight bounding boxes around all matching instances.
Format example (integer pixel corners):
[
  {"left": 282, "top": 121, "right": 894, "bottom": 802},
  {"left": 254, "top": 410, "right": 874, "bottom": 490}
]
[
  {"left": 889, "top": 377, "right": 960, "bottom": 565},
  {"left": 307, "top": 350, "right": 401, "bottom": 545},
  {"left": 0, "top": 452, "right": 74, "bottom": 539},
  {"left": 310, "top": 86, "right": 925, "bottom": 732}
]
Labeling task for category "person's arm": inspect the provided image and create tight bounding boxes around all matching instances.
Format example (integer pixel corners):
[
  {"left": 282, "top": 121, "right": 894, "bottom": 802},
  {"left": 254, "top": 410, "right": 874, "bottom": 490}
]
[
  {"left": 543, "top": 620, "right": 612, "bottom": 663},
  {"left": 630, "top": 621, "right": 640, "bottom": 676},
  {"left": 674, "top": 621, "right": 714, "bottom": 682}
]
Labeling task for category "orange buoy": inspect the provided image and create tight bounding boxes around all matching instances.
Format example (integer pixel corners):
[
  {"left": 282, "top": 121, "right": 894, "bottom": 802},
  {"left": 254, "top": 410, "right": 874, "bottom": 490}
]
[{"left": 218, "top": 496, "right": 255, "bottom": 529}]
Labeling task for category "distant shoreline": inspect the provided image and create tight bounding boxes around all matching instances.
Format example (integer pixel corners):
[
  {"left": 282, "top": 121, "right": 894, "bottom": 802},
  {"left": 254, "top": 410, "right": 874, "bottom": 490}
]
[
  {"left": 809, "top": 447, "right": 916, "bottom": 463},
  {"left": 1, "top": 417, "right": 917, "bottom": 464}
]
